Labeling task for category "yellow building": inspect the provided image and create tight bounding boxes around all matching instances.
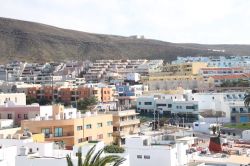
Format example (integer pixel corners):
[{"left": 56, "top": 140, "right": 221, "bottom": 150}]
[
  {"left": 21, "top": 104, "right": 113, "bottom": 149},
  {"left": 109, "top": 110, "right": 140, "bottom": 145},
  {"left": 162, "top": 62, "right": 207, "bottom": 76},
  {"left": 83, "top": 112, "right": 113, "bottom": 144}
]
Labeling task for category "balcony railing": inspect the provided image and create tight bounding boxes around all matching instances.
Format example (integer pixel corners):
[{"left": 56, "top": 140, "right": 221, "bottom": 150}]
[
  {"left": 45, "top": 132, "right": 74, "bottom": 138},
  {"left": 113, "top": 119, "right": 140, "bottom": 126}
]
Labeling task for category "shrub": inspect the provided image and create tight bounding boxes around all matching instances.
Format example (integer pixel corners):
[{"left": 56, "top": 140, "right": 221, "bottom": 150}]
[{"left": 104, "top": 145, "right": 125, "bottom": 153}]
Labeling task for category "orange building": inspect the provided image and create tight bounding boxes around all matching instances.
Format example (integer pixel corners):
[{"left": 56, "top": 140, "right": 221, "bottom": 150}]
[
  {"left": 101, "top": 87, "right": 113, "bottom": 103},
  {"left": 27, "top": 86, "right": 113, "bottom": 104},
  {"left": 21, "top": 104, "right": 113, "bottom": 149}
]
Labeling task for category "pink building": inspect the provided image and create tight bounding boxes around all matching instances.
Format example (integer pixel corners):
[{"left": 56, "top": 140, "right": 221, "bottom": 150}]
[{"left": 0, "top": 103, "right": 40, "bottom": 126}]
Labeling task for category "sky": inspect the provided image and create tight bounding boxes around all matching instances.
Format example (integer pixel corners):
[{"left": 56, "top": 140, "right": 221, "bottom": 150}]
[{"left": 0, "top": 0, "right": 250, "bottom": 44}]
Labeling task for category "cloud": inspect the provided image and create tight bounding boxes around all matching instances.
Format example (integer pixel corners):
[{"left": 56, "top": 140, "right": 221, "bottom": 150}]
[{"left": 0, "top": 0, "right": 249, "bottom": 44}]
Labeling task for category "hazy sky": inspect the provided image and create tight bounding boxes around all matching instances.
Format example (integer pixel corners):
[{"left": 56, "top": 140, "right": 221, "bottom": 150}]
[{"left": 0, "top": 0, "right": 250, "bottom": 44}]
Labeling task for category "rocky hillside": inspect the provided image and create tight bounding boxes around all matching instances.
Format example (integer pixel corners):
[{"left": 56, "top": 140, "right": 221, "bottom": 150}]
[{"left": 0, "top": 17, "right": 250, "bottom": 63}]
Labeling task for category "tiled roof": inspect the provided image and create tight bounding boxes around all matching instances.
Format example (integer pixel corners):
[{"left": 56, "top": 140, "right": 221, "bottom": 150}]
[
  {"left": 201, "top": 67, "right": 243, "bottom": 71},
  {"left": 211, "top": 73, "right": 250, "bottom": 80}
]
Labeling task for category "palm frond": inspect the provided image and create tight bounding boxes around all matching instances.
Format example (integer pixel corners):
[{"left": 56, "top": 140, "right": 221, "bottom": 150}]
[
  {"left": 66, "top": 154, "right": 74, "bottom": 166},
  {"left": 244, "top": 93, "right": 250, "bottom": 108},
  {"left": 89, "top": 149, "right": 104, "bottom": 165},
  {"left": 113, "top": 157, "right": 126, "bottom": 166},
  {"left": 98, "top": 155, "right": 123, "bottom": 166},
  {"left": 83, "top": 145, "right": 96, "bottom": 166},
  {"left": 77, "top": 147, "right": 82, "bottom": 166}
]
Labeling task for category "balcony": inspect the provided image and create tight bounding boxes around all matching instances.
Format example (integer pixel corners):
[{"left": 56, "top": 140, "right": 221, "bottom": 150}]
[
  {"left": 114, "top": 119, "right": 140, "bottom": 126},
  {"left": 113, "top": 130, "right": 127, "bottom": 136},
  {"left": 45, "top": 132, "right": 74, "bottom": 139}
]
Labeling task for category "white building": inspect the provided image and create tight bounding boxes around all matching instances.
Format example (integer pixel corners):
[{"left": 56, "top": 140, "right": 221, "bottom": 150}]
[
  {"left": 125, "top": 135, "right": 196, "bottom": 166},
  {"left": 136, "top": 95, "right": 198, "bottom": 116},
  {"left": 189, "top": 92, "right": 246, "bottom": 122},
  {"left": 0, "top": 119, "right": 13, "bottom": 129},
  {"left": 193, "top": 121, "right": 218, "bottom": 134},
  {"left": 242, "top": 130, "right": 250, "bottom": 141},
  {"left": 0, "top": 144, "right": 17, "bottom": 166},
  {"left": 0, "top": 138, "right": 129, "bottom": 166},
  {"left": 126, "top": 73, "right": 140, "bottom": 82},
  {"left": 0, "top": 93, "right": 26, "bottom": 106}
]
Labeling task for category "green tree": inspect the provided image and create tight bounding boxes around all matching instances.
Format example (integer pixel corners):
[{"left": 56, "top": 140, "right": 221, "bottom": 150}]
[
  {"left": 38, "top": 97, "right": 51, "bottom": 105},
  {"left": 26, "top": 96, "right": 37, "bottom": 104},
  {"left": 77, "top": 97, "right": 98, "bottom": 113},
  {"left": 104, "top": 145, "right": 125, "bottom": 153},
  {"left": 66, "top": 145, "right": 125, "bottom": 166},
  {"left": 244, "top": 91, "right": 250, "bottom": 108}
]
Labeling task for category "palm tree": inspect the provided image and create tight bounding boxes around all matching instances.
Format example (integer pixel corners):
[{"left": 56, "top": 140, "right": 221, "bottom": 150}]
[
  {"left": 244, "top": 91, "right": 250, "bottom": 108},
  {"left": 66, "top": 145, "right": 125, "bottom": 166}
]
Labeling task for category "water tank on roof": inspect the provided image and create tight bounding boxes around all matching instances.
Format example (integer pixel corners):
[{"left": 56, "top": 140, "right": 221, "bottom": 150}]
[
  {"left": 85, "top": 111, "right": 91, "bottom": 117},
  {"left": 19, "top": 146, "right": 28, "bottom": 156}
]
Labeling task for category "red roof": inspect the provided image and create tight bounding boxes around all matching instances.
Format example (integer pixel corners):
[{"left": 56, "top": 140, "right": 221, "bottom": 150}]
[
  {"left": 201, "top": 67, "right": 243, "bottom": 71},
  {"left": 211, "top": 73, "right": 250, "bottom": 80}
]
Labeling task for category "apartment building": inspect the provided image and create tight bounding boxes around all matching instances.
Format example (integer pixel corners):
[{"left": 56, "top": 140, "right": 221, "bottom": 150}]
[
  {"left": 21, "top": 105, "right": 113, "bottom": 149},
  {"left": 172, "top": 56, "right": 250, "bottom": 68},
  {"left": 83, "top": 112, "right": 113, "bottom": 144},
  {"left": 188, "top": 92, "right": 248, "bottom": 123},
  {"left": 26, "top": 85, "right": 113, "bottom": 104},
  {"left": 229, "top": 102, "right": 250, "bottom": 123},
  {"left": 208, "top": 73, "right": 250, "bottom": 87},
  {"left": 143, "top": 75, "right": 206, "bottom": 90},
  {"left": 199, "top": 67, "right": 244, "bottom": 77},
  {"left": 0, "top": 103, "right": 40, "bottom": 126},
  {"left": 116, "top": 83, "right": 148, "bottom": 108},
  {"left": 136, "top": 95, "right": 199, "bottom": 122},
  {"left": 109, "top": 110, "right": 140, "bottom": 145},
  {"left": 163, "top": 62, "right": 207, "bottom": 76}
]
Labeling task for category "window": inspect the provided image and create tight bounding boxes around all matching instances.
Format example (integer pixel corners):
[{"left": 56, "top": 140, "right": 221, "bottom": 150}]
[
  {"left": 138, "top": 102, "right": 141, "bottom": 105},
  {"left": 7, "top": 114, "right": 12, "bottom": 119},
  {"left": 55, "top": 128, "right": 63, "bottom": 137},
  {"left": 107, "top": 121, "right": 113, "bottom": 126},
  {"left": 108, "top": 133, "right": 112, "bottom": 137},
  {"left": 41, "top": 128, "right": 50, "bottom": 138},
  {"left": 186, "top": 106, "right": 195, "bottom": 109},
  {"left": 86, "top": 124, "right": 92, "bottom": 129},
  {"left": 168, "top": 104, "right": 172, "bottom": 108},
  {"left": 144, "top": 155, "right": 150, "bottom": 159},
  {"left": 232, "top": 108, "right": 236, "bottom": 113},
  {"left": 86, "top": 136, "right": 92, "bottom": 141},
  {"left": 97, "top": 123, "right": 103, "bottom": 128},
  {"left": 97, "top": 134, "right": 103, "bottom": 139},
  {"left": 24, "top": 114, "right": 28, "bottom": 119},
  {"left": 240, "top": 108, "right": 244, "bottom": 112},
  {"left": 144, "top": 102, "right": 152, "bottom": 105},
  {"left": 78, "top": 138, "right": 83, "bottom": 143},
  {"left": 137, "top": 155, "right": 142, "bottom": 159},
  {"left": 156, "top": 104, "right": 166, "bottom": 107},
  {"left": 18, "top": 114, "right": 21, "bottom": 118},
  {"left": 77, "top": 126, "right": 83, "bottom": 131}
]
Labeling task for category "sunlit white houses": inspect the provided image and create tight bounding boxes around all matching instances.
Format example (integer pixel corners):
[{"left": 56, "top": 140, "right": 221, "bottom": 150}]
[
  {"left": 188, "top": 92, "right": 248, "bottom": 123},
  {"left": 136, "top": 94, "right": 199, "bottom": 121},
  {"left": 124, "top": 135, "right": 196, "bottom": 166},
  {"left": 0, "top": 93, "right": 26, "bottom": 106}
]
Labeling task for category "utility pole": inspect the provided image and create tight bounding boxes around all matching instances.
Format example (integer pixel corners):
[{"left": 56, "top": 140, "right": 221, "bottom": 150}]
[
  {"left": 75, "top": 86, "right": 78, "bottom": 109},
  {"left": 153, "top": 109, "right": 156, "bottom": 131},
  {"left": 51, "top": 73, "right": 54, "bottom": 104}
]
